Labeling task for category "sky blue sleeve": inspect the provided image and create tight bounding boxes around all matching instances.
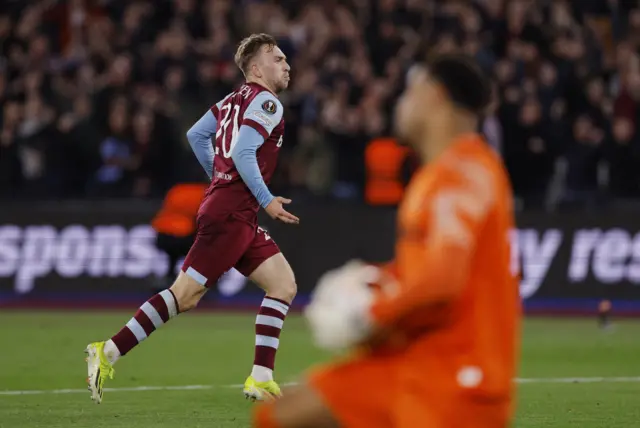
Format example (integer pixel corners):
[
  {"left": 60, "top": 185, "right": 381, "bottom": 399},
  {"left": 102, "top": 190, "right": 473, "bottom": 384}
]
[
  {"left": 186, "top": 109, "right": 217, "bottom": 179},
  {"left": 242, "top": 92, "right": 284, "bottom": 138},
  {"left": 231, "top": 125, "right": 275, "bottom": 208}
]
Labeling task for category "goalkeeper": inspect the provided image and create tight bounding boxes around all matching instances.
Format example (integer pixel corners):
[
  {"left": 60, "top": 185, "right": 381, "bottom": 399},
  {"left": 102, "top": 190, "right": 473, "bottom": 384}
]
[{"left": 252, "top": 54, "right": 521, "bottom": 428}]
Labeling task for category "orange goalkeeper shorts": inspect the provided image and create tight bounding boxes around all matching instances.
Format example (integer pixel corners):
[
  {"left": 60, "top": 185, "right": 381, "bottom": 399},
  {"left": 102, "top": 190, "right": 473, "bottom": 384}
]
[{"left": 307, "top": 353, "right": 511, "bottom": 428}]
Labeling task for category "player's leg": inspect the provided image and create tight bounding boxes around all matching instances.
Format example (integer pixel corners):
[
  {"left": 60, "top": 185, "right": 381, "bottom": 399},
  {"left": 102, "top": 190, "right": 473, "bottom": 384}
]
[
  {"left": 85, "top": 214, "right": 253, "bottom": 404},
  {"left": 105, "top": 270, "right": 205, "bottom": 360},
  {"left": 235, "top": 227, "right": 296, "bottom": 399},
  {"left": 246, "top": 230, "right": 297, "bottom": 303},
  {"left": 246, "top": 253, "right": 296, "bottom": 393},
  {"left": 253, "top": 354, "right": 394, "bottom": 428},
  {"left": 84, "top": 271, "right": 205, "bottom": 404}
]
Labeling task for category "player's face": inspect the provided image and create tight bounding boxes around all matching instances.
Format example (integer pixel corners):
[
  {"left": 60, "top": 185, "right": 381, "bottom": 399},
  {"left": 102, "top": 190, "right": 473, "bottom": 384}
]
[
  {"left": 394, "top": 66, "right": 437, "bottom": 147},
  {"left": 257, "top": 45, "right": 290, "bottom": 93}
]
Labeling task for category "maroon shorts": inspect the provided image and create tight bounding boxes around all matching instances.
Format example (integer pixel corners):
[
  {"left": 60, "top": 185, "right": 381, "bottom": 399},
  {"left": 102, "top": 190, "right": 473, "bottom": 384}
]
[{"left": 181, "top": 212, "right": 280, "bottom": 287}]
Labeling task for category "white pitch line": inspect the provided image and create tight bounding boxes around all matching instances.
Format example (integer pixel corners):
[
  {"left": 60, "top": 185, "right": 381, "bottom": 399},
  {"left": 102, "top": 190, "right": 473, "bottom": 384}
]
[
  {"left": 0, "top": 385, "right": 214, "bottom": 396},
  {"left": 1, "top": 377, "right": 639, "bottom": 396},
  {"left": 515, "top": 376, "right": 640, "bottom": 384},
  {"left": 0, "top": 382, "right": 296, "bottom": 396}
]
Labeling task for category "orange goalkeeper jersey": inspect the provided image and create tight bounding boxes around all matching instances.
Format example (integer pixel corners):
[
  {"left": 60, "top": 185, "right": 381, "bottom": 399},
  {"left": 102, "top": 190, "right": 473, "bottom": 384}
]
[{"left": 369, "top": 133, "right": 521, "bottom": 402}]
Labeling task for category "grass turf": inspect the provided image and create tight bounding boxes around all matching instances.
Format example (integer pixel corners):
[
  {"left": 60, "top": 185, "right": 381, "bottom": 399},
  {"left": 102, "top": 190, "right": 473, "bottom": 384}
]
[{"left": 0, "top": 312, "right": 639, "bottom": 427}]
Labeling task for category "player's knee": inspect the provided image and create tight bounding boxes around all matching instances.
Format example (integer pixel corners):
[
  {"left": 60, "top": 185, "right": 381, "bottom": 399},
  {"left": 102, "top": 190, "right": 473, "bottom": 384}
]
[
  {"left": 269, "top": 278, "right": 297, "bottom": 303},
  {"left": 285, "top": 279, "right": 298, "bottom": 301},
  {"left": 174, "top": 292, "right": 201, "bottom": 312},
  {"left": 250, "top": 254, "right": 298, "bottom": 303},
  {"left": 169, "top": 272, "right": 206, "bottom": 312},
  {"left": 169, "top": 284, "right": 203, "bottom": 312}
]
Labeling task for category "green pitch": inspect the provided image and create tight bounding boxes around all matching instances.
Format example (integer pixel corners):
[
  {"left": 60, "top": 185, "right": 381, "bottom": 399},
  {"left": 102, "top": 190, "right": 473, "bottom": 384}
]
[{"left": 0, "top": 312, "right": 639, "bottom": 427}]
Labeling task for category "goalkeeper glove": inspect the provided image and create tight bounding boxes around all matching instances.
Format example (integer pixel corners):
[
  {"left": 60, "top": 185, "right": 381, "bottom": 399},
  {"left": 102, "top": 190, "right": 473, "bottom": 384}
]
[{"left": 304, "top": 260, "right": 380, "bottom": 351}]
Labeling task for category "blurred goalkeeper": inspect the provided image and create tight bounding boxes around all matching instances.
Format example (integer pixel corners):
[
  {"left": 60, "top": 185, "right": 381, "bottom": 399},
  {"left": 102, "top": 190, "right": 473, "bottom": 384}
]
[{"left": 253, "top": 54, "right": 521, "bottom": 428}]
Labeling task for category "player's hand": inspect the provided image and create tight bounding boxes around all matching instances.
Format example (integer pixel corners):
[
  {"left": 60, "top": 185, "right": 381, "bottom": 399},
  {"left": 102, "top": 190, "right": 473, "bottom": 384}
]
[{"left": 265, "top": 197, "right": 300, "bottom": 224}]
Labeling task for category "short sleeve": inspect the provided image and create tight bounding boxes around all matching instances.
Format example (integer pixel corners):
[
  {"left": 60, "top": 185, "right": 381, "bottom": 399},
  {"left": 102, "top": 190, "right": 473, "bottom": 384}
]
[{"left": 242, "top": 92, "right": 284, "bottom": 139}]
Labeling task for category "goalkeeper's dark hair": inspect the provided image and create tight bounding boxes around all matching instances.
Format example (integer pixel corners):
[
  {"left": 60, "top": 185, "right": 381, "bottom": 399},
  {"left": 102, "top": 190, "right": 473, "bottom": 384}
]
[{"left": 422, "top": 54, "right": 491, "bottom": 116}]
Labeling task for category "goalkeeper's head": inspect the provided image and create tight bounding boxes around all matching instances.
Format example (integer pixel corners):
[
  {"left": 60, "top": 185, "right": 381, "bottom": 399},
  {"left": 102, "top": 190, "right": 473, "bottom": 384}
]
[{"left": 394, "top": 53, "right": 491, "bottom": 159}]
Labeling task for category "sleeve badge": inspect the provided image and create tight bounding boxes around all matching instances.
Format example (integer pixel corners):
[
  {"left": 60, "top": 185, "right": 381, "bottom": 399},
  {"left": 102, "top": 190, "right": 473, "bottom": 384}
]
[{"left": 262, "top": 100, "right": 277, "bottom": 115}]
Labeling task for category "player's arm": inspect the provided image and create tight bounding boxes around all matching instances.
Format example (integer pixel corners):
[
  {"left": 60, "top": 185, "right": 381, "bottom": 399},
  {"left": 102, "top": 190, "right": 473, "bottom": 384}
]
[
  {"left": 232, "top": 92, "right": 299, "bottom": 224},
  {"left": 231, "top": 125, "right": 276, "bottom": 208},
  {"left": 186, "top": 109, "right": 217, "bottom": 180},
  {"left": 369, "top": 163, "right": 496, "bottom": 329},
  {"left": 304, "top": 163, "right": 496, "bottom": 351}
]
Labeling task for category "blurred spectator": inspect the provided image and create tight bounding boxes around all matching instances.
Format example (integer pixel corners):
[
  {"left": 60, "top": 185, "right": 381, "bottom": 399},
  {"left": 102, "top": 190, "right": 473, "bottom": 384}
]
[
  {"left": 608, "top": 115, "right": 639, "bottom": 198},
  {"left": 562, "top": 114, "right": 607, "bottom": 210},
  {"left": 0, "top": 0, "right": 639, "bottom": 210},
  {"left": 89, "top": 96, "right": 132, "bottom": 198}
]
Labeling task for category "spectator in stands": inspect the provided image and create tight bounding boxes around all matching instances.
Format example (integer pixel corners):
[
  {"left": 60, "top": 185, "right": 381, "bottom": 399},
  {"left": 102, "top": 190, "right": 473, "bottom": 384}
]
[
  {"left": 0, "top": 0, "right": 639, "bottom": 210},
  {"left": 89, "top": 97, "right": 133, "bottom": 198},
  {"left": 609, "top": 115, "right": 639, "bottom": 199},
  {"left": 0, "top": 99, "right": 23, "bottom": 198}
]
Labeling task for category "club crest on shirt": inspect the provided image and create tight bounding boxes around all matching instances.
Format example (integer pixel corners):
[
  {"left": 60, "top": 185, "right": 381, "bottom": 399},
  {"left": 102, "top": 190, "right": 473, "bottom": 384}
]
[{"left": 262, "top": 100, "right": 277, "bottom": 114}]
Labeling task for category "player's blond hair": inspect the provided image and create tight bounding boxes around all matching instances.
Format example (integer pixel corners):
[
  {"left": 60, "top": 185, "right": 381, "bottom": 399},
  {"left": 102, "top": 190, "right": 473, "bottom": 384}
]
[{"left": 234, "top": 33, "right": 277, "bottom": 77}]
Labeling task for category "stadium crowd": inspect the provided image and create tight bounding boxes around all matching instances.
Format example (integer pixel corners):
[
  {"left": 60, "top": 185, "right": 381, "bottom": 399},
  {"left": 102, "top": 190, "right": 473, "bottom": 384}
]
[{"left": 0, "top": 0, "right": 639, "bottom": 209}]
